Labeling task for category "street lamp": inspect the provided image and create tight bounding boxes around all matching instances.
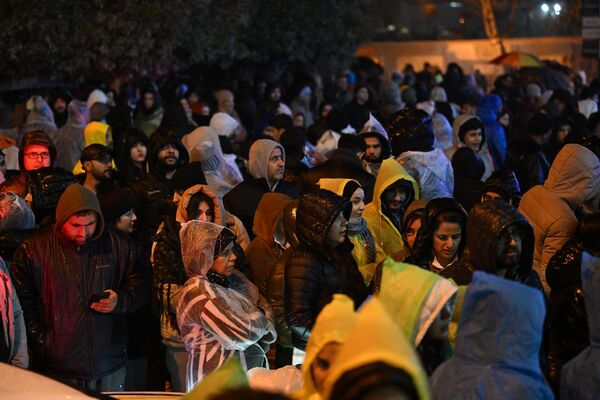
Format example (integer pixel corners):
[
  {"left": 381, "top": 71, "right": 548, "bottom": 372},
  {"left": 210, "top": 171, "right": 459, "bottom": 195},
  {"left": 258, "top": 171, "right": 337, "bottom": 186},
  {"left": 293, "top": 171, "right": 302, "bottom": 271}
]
[{"left": 541, "top": 3, "right": 549, "bottom": 13}]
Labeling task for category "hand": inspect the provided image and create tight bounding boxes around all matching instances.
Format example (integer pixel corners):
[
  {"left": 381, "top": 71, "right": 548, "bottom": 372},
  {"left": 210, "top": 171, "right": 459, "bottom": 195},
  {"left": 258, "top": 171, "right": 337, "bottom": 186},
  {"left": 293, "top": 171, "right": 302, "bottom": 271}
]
[{"left": 90, "top": 290, "right": 118, "bottom": 313}]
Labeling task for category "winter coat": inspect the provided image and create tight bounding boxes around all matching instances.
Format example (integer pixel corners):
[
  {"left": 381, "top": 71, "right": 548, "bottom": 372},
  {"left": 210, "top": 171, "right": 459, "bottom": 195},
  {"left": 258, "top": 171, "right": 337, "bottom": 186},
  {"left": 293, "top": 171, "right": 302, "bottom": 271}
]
[
  {"left": 377, "top": 259, "right": 457, "bottom": 375},
  {"left": 245, "top": 193, "right": 293, "bottom": 297},
  {"left": 363, "top": 158, "right": 419, "bottom": 258},
  {"left": 443, "top": 199, "right": 543, "bottom": 292},
  {"left": 477, "top": 94, "right": 506, "bottom": 170},
  {"left": 431, "top": 272, "right": 553, "bottom": 400},
  {"left": 519, "top": 144, "right": 600, "bottom": 291},
  {"left": 23, "top": 96, "right": 58, "bottom": 141},
  {"left": 0, "top": 257, "right": 28, "bottom": 368},
  {"left": 181, "top": 126, "right": 243, "bottom": 197},
  {"left": 10, "top": 184, "right": 152, "bottom": 379},
  {"left": 154, "top": 185, "right": 251, "bottom": 344},
  {"left": 299, "top": 294, "right": 357, "bottom": 400},
  {"left": 296, "top": 148, "right": 375, "bottom": 203},
  {"left": 560, "top": 252, "right": 600, "bottom": 400},
  {"left": 131, "top": 131, "right": 189, "bottom": 246},
  {"left": 451, "top": 147, "right": 484, "bottom": 213},
  {"left": 285, "top": 189, "right": 368, "bottom": 350},
  {"left": 53, "top": 100, "right": 88, "bottom": 172},
  {"left": 405, "top": 198, "right": 467, "bottom": 273},
  {"left": 176, "top": 220, "right": 276, "bottom": 390},
  {"left": 323, "top": 298, "right": 431, "bottom": 400},
  {"left": 545, "top": 238, "right": 588, "bottom": 392},
  {"left": 506, "top": 136, "right": 551, "bottom": 193},
  {"left": 397, "top": 148, "right": 454, "bottom": 199}
]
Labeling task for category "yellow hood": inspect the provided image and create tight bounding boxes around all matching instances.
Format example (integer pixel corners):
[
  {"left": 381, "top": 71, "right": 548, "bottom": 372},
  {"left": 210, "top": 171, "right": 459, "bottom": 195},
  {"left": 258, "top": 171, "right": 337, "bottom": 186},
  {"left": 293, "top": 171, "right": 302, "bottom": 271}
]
[
  {"left": 371, "top": 158, "right": 419, "bottom": 214},
  {"left": 300, "top": 294, "right": 357, "bottom": 400},
  {"left": 318, "top": 178, "right": 360, "bottom": 197},
  {"left": 377, "top": 258, "right": 457, "bottom": 346},
  {"left": 72, "top": 121, "right": 116, "bottom": 174},
  {"left": 323, "top": 297, "right": 431, "bottom": 400}
]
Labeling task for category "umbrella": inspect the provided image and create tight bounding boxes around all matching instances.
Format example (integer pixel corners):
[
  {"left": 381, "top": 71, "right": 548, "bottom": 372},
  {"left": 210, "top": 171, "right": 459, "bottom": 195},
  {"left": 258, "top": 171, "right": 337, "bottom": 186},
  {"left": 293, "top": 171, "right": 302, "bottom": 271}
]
[{"left": 490, "top": 51, "right": 544, "bottom": 68}]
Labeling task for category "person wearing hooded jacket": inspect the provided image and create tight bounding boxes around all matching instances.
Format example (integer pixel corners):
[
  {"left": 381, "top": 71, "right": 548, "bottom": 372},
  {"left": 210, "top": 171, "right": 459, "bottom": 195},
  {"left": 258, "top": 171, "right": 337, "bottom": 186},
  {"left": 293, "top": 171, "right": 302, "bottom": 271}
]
[
  {"left": 519, "top": 144, "right": 600, "bottom": 292},
  {"left": 245, "top": 192, "right": 294, "bottom": 297},
  {"left": 181, "top": 126, "right": 243, "bottom": 197},
  {"left": 71, "top": 121, "right": 117, "bottom": 175},
  {"left": 285, "top": 189, "right": 369, "bottom": 351},
  {"left": 431, "top": 271, "right": 553, "bottom": 400},
  {"left": 445, "top": 114, "right": 494, "bottom": 181},
  {"left": 481, "top": 169, "right": 522, "bottom": 207},
  {"left": 363, "top": 158, "right": 419, "bottom": 259},
  {"left": 176, "top": 220, "right": 276, "bottom": 391},
  {"left": 134, "top": 85, "right": 164, "bottom": 137},
  {"left": 53, "top": 100, "right": 89, "bottom": 172},
  {"left": 323, "top": 297, "right": 431, "bottom": 400},
  {"left": 405, "top": 198, "right": 468, "bottom": 274},
  {"left": 560, "top": 252, "right": 600, "bottom": 400},
  {"left": 0, "top": 130, "right": 57, "bottom": 198},
  {"left": 443, "top": 199, "right": 543, "bottom": 292},
  {"left": 376, "top": 259, "right": 458, "bottom": 376},
  {"left": 10, "top": 183, "right": 152, "bottom": 391},
  {"left": 477, "top": 94, "right": 506, "bottom": 170},
  {"left": 224, "top": 139, "right": 298, "bottom": 237},
  {"left": 22, "top": 96, "right": 58, "bottom": 142},
  {"left": 388, "top": 108, "right": 454, "bottom": 199},
  {"left": 297, "top": 294, "right": 357, "bottom": 400},
  {"left": 360, "top": 114, "right": 391, "bottom": 178},
  {"left": 318, "top": 178, "right": 386, "bottom": 286},
  {"left": 131, "top": 130, "right": 189, "bottom": 248}
]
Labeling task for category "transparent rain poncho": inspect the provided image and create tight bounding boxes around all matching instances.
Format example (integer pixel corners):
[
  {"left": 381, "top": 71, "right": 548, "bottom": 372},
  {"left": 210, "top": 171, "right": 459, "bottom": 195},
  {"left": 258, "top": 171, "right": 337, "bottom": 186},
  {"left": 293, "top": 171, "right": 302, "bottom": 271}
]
[
  {"left": 182, "top": 127, "right": 243, "bottom": 197},
  {"left": 0, "top": 192, "right": 35, "bottom": 230},
  {"left": 176, "top": 220, "right": 276, "bottom": 391}
]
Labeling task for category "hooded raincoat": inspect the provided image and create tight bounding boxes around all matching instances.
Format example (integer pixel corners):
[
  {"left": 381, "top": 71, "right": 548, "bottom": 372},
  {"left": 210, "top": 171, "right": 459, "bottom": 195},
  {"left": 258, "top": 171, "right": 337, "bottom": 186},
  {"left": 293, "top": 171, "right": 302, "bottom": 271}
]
[
  {"left": 53, "top": 100, "right": 89, "bottom": 172},
  {"left": 397, "top": 148, "right": 453, "bottom": 200},
  {"left": 72, "top": 122, "right": 116, "bottom": 174},
  {"left": 363, "top": 158, "right": 419, "bottom": 258},
  {"left": 181, "top": 127, "right": 242, "bottom": 197},
  {"left": 23, "top": 96, "right": 58, "bottom": 141},
  {"left": 519, "top": 144, "right": 600, "bottom": 291},
  {"left": 560, "top": 252, "right": 600, "bottom": 400},
  {"left": 323, "top": 298, "right": 431, "bottom": 400},
  {"left": 318, "top": 178, "right": 386, "bottom": 285},
  {"left": 299, "top": 294, "right": 357, "bottom": 400},
  {"left": 431, "top": 271, "right": 553, "bottom": 400},
  {"left": 176, "top": 220, "right": 276, "bottom": 390}
]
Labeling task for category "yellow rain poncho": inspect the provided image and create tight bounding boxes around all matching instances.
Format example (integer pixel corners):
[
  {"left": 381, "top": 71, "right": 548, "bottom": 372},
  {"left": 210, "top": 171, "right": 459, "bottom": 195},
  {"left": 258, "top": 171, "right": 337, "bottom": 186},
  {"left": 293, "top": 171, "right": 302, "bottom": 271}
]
[
  {"left": 363, "top": 158, "right": 419, "bottom": 258},
  {"left": 377, "top": 258, "right": 457, "bottom": 346},
  {"left": 318, "top": 178, "right": 386, "bottom": 285},
  {"left": 298, "top": 294, "right": 357, "bottom": 400},
  {"left": 72, "top": 121, "right": 116, "bottom": 174},
  {"left": 323, "top": 297, "right": 431, "bottom": 400}
]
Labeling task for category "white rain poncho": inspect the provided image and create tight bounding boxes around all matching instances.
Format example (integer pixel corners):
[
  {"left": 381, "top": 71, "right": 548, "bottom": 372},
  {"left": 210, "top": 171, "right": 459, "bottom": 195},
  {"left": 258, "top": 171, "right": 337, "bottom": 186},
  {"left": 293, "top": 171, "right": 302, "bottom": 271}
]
[
  {"left": 397, "top": 148, "right": 454, "bottom": 199},
  {"left": 181, "top": 127, "right": 243, "bottom": 197},
  {"left": 176, "top": 220, "right": 276, "bottom": 391}
]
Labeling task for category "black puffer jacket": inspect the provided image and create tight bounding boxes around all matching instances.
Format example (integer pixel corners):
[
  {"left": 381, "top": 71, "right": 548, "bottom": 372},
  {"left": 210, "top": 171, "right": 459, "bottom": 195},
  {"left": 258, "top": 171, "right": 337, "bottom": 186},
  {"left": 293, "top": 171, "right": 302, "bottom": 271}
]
[
  {"left": 405, "top": 198, "right": 467, "bottom": 271},
  {"left": 285, "top": 189, "right": 368, "bottom": 350},
  {"left": 442, "top": 199, "right": 543, "bottom": 291},
  {"left": 545, "top": 238, "right": 589, "bottom": 392},
  {"left": 506, "top": 136, "right": 551, "bottom": 193},
  {"left": 10, "top": 227, "right": 152, "bottom": 379}
]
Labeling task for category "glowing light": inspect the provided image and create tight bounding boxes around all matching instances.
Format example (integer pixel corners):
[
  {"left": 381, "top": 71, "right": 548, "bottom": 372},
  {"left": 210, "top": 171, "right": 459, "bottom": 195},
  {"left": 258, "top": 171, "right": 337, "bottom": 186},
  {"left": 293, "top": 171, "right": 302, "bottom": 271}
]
[
  {"left": 386, "top": 24, "right": 396, "bottom": 32},
  {"left": 553, "top": 3, "right": 561, "bottom": 12},
  {"left": 450, "top": 1, "right": 463, "bottom": 7},
  {"left": 541, "top": 3, "right": 549, "bottom": 12},
  {"left": 458, "top": 18, "right": 465, "bottom": 25}
]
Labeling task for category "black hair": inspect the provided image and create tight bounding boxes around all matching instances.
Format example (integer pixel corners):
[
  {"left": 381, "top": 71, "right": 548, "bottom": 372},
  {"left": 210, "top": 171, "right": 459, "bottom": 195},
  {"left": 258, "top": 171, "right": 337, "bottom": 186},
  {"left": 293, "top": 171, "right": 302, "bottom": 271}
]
[
  {"left": 434, "top": 209, "right": 467, "bottom": 232},
  {"left": 338, "top": 134, "right": 366, "bottom": 153},
  {"left": 330, "top": 361, "right": 419, "bottom": 400},
  {"left": 403, "top": 208, "right": 425, "bottom": 235},
  {"left": 186, "top": 191, "right": 215, "bottom": 221}
]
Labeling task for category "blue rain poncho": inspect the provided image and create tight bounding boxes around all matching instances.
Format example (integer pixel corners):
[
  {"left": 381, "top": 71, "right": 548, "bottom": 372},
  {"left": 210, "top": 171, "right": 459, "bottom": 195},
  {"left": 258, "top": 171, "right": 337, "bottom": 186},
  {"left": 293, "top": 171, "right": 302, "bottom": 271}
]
[
  {"left": 560, "top": 252, "right": 600, "bottom": 400},
  {"left": 431, "top": 271, "right": 553, "bottom": 399}
]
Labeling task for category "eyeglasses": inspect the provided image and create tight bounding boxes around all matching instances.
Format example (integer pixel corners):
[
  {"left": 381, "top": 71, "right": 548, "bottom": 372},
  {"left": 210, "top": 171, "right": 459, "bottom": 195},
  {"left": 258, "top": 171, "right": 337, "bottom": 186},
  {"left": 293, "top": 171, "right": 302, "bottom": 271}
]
[{"left": 24, "top": 152, "right": 50, "bottom": 160}]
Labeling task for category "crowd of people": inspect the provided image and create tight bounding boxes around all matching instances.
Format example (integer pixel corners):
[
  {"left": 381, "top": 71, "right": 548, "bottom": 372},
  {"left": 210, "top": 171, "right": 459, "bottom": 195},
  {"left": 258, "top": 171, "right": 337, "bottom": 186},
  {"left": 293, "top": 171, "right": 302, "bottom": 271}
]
[{"left": 0, "top": 60, "right": 599, "bottom": 399}]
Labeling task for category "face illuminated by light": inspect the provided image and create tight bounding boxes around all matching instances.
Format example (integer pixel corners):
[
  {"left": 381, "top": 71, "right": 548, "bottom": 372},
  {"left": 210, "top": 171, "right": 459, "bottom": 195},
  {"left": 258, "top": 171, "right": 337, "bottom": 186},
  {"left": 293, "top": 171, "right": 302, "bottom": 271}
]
[
  {"left": 267, "top": 147, "right": 285, "bottom": 183},
  {"left": 349, "top": 188, "right": 366, "bottom": 224},
  {"left": 211, "top": 242, "right": 237, "bottom": 277},
  {"left": 432, "top": 222, "right": 462, "bottom": 268},
  {"left": 60, "top": 211, "right": 98, "bottom": 247}
]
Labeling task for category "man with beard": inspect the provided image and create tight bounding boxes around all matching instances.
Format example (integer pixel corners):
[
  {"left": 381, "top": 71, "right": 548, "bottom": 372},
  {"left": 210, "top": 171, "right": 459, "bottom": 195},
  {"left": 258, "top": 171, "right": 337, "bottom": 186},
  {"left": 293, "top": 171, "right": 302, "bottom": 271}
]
[
  {"left": 80, "top": 144, "right": 115, "bottom": 194},
  {"left": 360, "top": 130, "right": 391, "bottom": 177},
  {"left": 441, "top": 199, "right": 543, "bottom": 292},
  {"left": 132, "top": 131, "right": 188, "bottom": 248}
]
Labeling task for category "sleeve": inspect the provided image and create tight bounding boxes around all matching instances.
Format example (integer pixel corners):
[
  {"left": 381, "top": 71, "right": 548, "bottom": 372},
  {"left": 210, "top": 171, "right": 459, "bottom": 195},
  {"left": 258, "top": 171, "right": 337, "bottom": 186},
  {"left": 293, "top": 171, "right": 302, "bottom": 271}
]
[
  {"left": 10, "top": 283, "right": 29, "bottom": 368},
  {"left": 542, "top": 218, "right": 577, "bottom": 272},
  {"left": 181, "top": 284, "right": 272, "bottom": 352},
  {"left": 284, "top": 252, "right": 321, "bottom": 350},
  {"left": 266, "top": 259, "right": 292, "bottom": 348},
  {"left": 9, "top": 242, "right": 46, "bottom": 358},
  {"left": 114, "top": 234, "right": 153, "bottom": 315}
]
